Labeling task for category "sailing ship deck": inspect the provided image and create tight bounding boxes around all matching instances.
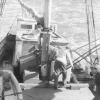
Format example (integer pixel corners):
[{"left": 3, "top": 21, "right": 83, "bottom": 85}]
[{"left": 20, "top": 71, "right": 95, "bottom": 100}]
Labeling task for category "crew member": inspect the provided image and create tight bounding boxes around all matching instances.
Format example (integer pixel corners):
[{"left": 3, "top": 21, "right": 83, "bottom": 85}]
[
  {"left": 55, "top": 45, "right": 74, "bottom": 86},
  {"left": 47, "top": 44, "right": 74, "bottom": 88}
]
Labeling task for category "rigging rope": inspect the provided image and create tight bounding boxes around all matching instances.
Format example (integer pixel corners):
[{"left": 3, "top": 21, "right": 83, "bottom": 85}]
[
  {"left": 74, "top": 38, "right": 100, "bottom": 51},
  {"left": 18, "top": 0, "right": 45, "bottom": 27},
  {"left": 74, "top": 45, "right": 100, "bottom": 64},
  {"left": 74, "top": 43, "right": 100, "bottom": 63},
  {"left": 85, "top": 0, "right": 93, "bottom": 65},
  {"left": 91, "top": 0, "right": 99, "bottom": 63},
  {"left": 73, "top": 50, "right": 92, "bottom": 65},
  {"left": 18, "top": 0, "right": 39, "bottom": 20}
]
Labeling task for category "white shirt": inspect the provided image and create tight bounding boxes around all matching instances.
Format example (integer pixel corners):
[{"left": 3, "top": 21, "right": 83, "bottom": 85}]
[{"left": 57, "top": 48, "right": 73, "bottom": 67}]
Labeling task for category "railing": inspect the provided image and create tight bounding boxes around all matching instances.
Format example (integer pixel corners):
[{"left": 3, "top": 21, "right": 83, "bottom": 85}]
[{"left": 0, "top": 70, "right": 23, "bottom": 100}]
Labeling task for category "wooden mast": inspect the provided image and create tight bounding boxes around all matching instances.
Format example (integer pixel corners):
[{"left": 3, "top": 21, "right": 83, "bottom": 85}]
[
  {"left": 40, "top": 0, "right": 52, "bottom": 80},
  {"left": 43, "top": 0, "right": 52, "bottom": 28},
  {"left": 41, "top": 0, "right": 52, "bottom": 65}
]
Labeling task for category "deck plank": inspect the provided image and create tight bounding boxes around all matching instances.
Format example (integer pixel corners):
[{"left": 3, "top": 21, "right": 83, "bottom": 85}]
[{"left": 21, "top": 71, "right": 94, "bottom": 100}]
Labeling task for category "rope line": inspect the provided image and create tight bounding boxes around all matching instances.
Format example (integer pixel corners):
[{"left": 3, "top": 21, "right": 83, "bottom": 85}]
[
  {"left": 74, "top": 43, "right": 100, "bottom": 63},
  {"left": 74, "top": 38, "right": 100, "bottom": 51},
  {"left": 85, "top": 0, "right": 93, "bottom": 64},
  {"left": 90, "top": 0, "right": 99, "bottom": 61},
  {"left": 74, "top": 46, "right": 100, "bottom": 64},
  {"left": 73, "top": 50, "right": 91, "bottom": 65}
]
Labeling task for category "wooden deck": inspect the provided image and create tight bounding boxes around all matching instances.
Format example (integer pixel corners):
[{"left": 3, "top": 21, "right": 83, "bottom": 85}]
[
  {"left": 22, "top": 87, "right": 94, "bottom": 100},
  {"left": 20, "top": 71, "right": 95, "bottom": 100}
]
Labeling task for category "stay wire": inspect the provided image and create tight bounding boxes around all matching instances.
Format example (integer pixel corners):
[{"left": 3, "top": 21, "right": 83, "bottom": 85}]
[
  {"left": 73, "top": 50, "right": 92, "bottom": 65},
  {"left": 74, "top": 43, "right": 100, "bottom": 63},
  {"left": 91, "top": 0, "right": 99, "bottom": 61},
  {"left": 85, "top": 0, "right": 93, "bottom": 65},
  {"left": 74, "top": 38, "right": 100, "bottom": 51},
  {"left": 74, "top": 45, "right": 100, "bottom": 64}
]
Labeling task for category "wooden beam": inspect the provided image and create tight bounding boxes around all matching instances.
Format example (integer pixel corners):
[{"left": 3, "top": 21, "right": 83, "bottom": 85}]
[
  {"left": 0, "top": 70, "right": 23, "bottom": 100},
  {"left": 43, "top": 0, "right": 52, "bottom": 28}
]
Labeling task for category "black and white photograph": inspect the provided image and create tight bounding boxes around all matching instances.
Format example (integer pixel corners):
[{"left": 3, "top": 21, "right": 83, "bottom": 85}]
[{"left": 0, "top": 0, "right": 100, "bottom": 100}]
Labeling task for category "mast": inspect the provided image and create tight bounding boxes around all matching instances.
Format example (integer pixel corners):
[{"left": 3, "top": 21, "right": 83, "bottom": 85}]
[
  {"left": 41, "top": 0, "right": 52, "bottom": 64},
  {"left": 43, "top": 0, "right": 52, "bottom": 28}
]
